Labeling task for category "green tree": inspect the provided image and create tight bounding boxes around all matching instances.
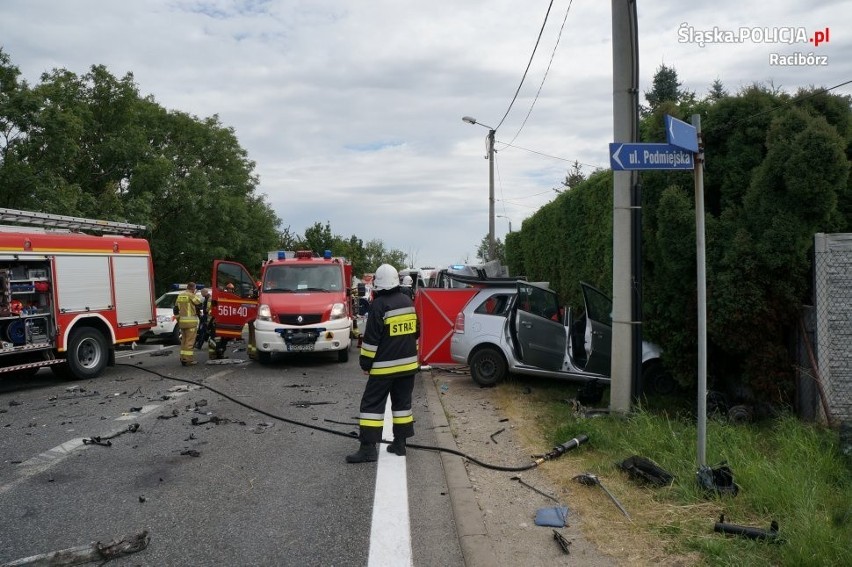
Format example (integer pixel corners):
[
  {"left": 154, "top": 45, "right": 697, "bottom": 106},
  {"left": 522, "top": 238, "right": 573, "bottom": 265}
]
[
  {"left": 707, "top": 78, "right": 728, "bottom": 101},
  {"left": 558, "top": 160, "right": 586, "bottom": 192},
  {"left": 475, "top": 235, "right": 505, "bottom": 264},
  {"left": 707, "top": 108, "right": 849, "bottom": 397},
  {"left": 506, "top": 74, "right": 851, "bottom": 403},
  {"left": 643, "top": 64, "right": 695, "bottom": 116},
  {"left": 362, "top": 239, "right": 406, "bottom": 272},
  {"left": 0, "top": 52, "right": 281, "bottom": 291},
  {"left": 303, "top": 221, "right": 335, "bottom": 255},
  {"left": 0, "top": 49, "right": 40, "bottom": 207},
  {"left": 277, "top": 226, "right": 304, "bottom": 251},
  {"left": 336, "top": 234, "right": 367, "bottom": 280}
]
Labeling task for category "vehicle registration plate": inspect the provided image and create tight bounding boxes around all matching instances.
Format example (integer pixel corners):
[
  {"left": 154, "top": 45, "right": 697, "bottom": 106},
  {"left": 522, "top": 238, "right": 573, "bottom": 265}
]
[{"left": 287, "top": 343, "right": 315, "bottom": 352}]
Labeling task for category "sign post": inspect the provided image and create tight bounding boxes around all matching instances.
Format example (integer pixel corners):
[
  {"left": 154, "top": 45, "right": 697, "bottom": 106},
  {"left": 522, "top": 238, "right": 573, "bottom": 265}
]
[
  {"left": 608, "top": 114, "right": 707, "bottom": 470},
  {"left": 691, "top": 114, "right": 707, "bottom": 468}
]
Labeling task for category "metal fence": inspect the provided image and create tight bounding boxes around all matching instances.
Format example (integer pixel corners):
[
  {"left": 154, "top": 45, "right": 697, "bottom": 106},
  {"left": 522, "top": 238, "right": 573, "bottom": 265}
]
[{"left": 810, "top": 233, "right": 852, "bottom": 425}]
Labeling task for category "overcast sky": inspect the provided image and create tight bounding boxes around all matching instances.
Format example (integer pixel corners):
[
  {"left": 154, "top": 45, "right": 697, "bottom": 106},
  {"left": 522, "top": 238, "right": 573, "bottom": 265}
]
[{"left": 2, "top": 1, "right": 849, "bottom": 269}]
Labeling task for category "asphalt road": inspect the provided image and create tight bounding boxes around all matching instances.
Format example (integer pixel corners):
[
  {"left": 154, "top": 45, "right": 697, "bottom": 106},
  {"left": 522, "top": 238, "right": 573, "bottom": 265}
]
[{"left": 0, "top": 341, "right": 463, "bottom": 566}]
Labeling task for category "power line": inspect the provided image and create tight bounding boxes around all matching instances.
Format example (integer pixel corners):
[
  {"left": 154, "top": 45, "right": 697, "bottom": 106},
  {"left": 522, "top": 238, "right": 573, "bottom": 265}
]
[
  {"left": 505, "top": 0, "right": 575, "bottom": 147},
  {"left": 501, "top": 189, "right": 556, "bottom": 200},
  {"left": 494, "top": 0, "right": 555, "bottom": 131},
  {"left": 498, "top": 78, "right": 852, "bottom": 171},
  {"left": 496, "top": 140, "right": 604, "bottom": 170}
]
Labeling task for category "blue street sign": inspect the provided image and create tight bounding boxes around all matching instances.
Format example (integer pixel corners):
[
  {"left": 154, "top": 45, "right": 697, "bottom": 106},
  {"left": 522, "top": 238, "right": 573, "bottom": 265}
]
[
  {"left": 609, "top": 143, "right": 695, "bottom": 171},
  {"left": 665, "top": 115, "right": 698, "bottom": 153}
]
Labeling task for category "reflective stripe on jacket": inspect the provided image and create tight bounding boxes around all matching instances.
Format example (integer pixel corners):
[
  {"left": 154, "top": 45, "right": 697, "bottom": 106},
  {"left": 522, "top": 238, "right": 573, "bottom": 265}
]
[
  {"left": 176, "top": 290, "right": 201, "bottom": 325},
  {"left": 359, "top": 288, "right": 419, "bottom": 377}
]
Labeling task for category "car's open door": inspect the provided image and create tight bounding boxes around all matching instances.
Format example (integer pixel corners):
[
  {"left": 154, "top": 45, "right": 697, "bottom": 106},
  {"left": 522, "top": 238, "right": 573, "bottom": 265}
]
[
  {"left": 580, "top": 282, "right": 613, "bottom": 375},
  {"left": 211, "top": 260, "right": 258, "bottom": 340},
  {"left": 514, "top": 282, "right": 565, "bottom": 371}
]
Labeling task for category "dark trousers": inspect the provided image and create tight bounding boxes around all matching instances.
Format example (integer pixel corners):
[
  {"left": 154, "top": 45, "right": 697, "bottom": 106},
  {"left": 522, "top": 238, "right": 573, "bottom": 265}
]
[
  {"left": 194, "top": 319, "right": 208, "bottom": 349},
  {"left": 357, "top": 374, "right": 415, "bottom": 444}
]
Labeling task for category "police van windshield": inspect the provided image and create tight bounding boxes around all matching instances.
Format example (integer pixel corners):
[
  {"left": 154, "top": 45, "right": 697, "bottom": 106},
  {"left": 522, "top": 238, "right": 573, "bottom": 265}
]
[{"left": 263, "top": 265, "right": 342, "bottom": 293}]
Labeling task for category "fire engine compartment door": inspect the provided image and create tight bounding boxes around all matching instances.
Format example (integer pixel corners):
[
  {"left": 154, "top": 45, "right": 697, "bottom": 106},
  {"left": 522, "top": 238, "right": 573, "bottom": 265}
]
[
  {"left": 112, "top": 256, "right": 155, "bottom": 326},
  {"left": 212, "top": 260, "right": 258, "bottom": 339},
  {"left": 54, "top": 256, "right": 112, "bottom": 312}
]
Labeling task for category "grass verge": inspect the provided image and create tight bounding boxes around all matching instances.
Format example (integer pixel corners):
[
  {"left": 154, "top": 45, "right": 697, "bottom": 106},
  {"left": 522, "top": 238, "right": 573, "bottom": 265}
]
[{"left": 492, "top": 378, "right": 851, "bottom": 566}]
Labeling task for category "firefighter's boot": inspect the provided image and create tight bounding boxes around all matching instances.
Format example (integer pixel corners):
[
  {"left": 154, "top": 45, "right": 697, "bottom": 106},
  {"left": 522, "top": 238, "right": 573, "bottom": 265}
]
[
  {"left": 387, "top": 438, "right": 406, "bottom": 456},
  {"left": 346, "top": 443, "right": 378, "bottom": 463}
]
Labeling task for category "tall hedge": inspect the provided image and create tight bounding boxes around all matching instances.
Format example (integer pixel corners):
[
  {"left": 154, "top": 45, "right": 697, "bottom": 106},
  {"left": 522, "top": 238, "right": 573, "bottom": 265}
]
[
  {"left": 506, "top": 84, "right": 851, "bottom": 404},
  {"left": 507, "top": 169, "right": 613, "bottom": 307}
]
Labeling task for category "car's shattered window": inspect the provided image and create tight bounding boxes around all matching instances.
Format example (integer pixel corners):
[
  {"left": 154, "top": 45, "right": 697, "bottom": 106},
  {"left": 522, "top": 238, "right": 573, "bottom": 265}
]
[{"left": 474, "top": 293, "right": 512, "bottom": 316}]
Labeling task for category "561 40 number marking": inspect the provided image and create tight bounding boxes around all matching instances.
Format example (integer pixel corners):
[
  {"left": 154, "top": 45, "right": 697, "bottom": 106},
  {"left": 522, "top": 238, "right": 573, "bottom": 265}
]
[{"left": 217, "top": 304, "right": 249, "bottom": 318}]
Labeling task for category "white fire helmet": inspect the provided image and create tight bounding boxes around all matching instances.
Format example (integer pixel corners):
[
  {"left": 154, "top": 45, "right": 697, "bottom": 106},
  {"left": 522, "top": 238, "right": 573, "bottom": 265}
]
[
  {"left": 402, "top": 275, "right": 413, "bottom": 287},
  {"left": 373, "top": 264, "right": 400, "bottom": 290}
]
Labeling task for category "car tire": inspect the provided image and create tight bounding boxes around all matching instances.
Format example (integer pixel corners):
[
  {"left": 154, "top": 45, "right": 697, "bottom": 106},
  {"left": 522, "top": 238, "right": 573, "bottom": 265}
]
[
  {"left": 257, "top": 350, "right": 273, "bottom": 365},
  {"left": 169, "top": 326, "right": 181, "bottom": 346},
  {"left": 66, "top": 327, "right": 109, "bottom": 379},
  {"left": 469, "top": 347, "right": 507, "bottom": 387},
  {"left": 642, "top": 360, "right": 676, "bottom": 396},
  {"left": 337, "top": 345, "right": 349, "bottom": 363}
]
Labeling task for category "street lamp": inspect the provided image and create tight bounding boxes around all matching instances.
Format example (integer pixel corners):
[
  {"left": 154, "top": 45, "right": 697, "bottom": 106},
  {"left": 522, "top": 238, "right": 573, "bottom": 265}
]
[
  {"left": 496, "top": 214, "right": 512, "bottom": 233},
  {"left": 462, "top": 115, "right": 496, "bottom": 261}
]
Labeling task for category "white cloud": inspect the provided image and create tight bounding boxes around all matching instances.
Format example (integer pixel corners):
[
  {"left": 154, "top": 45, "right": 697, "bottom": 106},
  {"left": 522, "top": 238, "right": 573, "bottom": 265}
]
[{"left": 2, "top": 0, "right": 849, "bottom": 269}]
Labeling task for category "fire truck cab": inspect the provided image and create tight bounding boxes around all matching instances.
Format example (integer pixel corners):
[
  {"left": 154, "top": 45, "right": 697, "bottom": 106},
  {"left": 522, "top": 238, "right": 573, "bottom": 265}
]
[
  {"left": 0, "top": 208, "right": 156, "bottom": 379},
  {"left": 212, "top": 250, "right": 355, "bottom": 364}
]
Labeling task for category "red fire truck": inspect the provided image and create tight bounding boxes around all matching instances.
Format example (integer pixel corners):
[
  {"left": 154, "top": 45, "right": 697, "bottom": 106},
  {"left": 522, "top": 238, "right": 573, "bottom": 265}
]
[
  {"left": 0, "top": 208, "right": 156, "bottom": 379},
  {"left": 212, "top": 250, "right": 355, "bottom": 363}
]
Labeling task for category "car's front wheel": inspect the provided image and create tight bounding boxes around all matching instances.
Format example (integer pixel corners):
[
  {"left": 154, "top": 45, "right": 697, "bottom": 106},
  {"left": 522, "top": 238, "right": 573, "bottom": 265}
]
[
  {"left": 169, "top": 325, "right": 181, "bottom": 345},
  {"left": 469, "top": 346, "right": 507, "bottom": 387},
  {"left": 642, "top": 360, "right": 676, "bottom": 396}
]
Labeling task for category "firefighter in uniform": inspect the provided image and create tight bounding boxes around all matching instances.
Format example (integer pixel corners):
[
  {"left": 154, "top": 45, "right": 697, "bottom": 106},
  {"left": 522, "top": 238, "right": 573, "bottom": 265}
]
[
  {"left": 400, "top": 275, "right": 415, "bottom": 301},
  {"left": 347, "top": 264, "right": 419, "bottom": 463},
  {"left": 176, "top": 282, "right": 202, "bottom": 366}
]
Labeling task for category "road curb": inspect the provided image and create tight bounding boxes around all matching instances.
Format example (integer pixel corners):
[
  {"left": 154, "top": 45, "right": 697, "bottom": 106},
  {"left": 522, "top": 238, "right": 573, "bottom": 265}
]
[{"left": 422, "top": 369, "right": 498, "bottom": 567}]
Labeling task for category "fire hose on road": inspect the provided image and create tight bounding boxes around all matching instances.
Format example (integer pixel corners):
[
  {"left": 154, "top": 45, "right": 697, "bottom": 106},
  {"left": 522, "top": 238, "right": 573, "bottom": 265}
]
[{"left": 119, "top": 363, "right": 589, "bottom": 472}]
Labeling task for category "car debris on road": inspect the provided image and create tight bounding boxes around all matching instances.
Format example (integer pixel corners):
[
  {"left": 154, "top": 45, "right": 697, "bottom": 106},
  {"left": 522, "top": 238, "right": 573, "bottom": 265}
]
[{"left": 81, "top": 423, "right": 140, "bottom": 447}]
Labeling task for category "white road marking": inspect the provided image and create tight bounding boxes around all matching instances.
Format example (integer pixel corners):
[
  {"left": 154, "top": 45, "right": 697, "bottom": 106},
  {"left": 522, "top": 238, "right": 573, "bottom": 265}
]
[
  {"left": 115, "top": 403, "right": 162, "bottom": 420},
  {"left": 0, "top": 386, "right": 197, "bottom": 496},
  {"left": 0, "top": 438, "right": 87, "bottom": 496},
  {"left": 368, "top": 400, "right": 413, "bottom": 567}
]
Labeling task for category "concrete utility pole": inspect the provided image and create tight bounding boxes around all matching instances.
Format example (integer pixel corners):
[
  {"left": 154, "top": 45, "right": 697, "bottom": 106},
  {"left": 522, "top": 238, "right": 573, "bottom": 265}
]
[
  {"left": 610, "top": 0, "right": 639, "bottom": 414},
  {"left": 462, "top": 116, "right": 497, "bottom": 261},
  {"left": 487, "top": 128, "right": 496, "bottom": 261}
]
